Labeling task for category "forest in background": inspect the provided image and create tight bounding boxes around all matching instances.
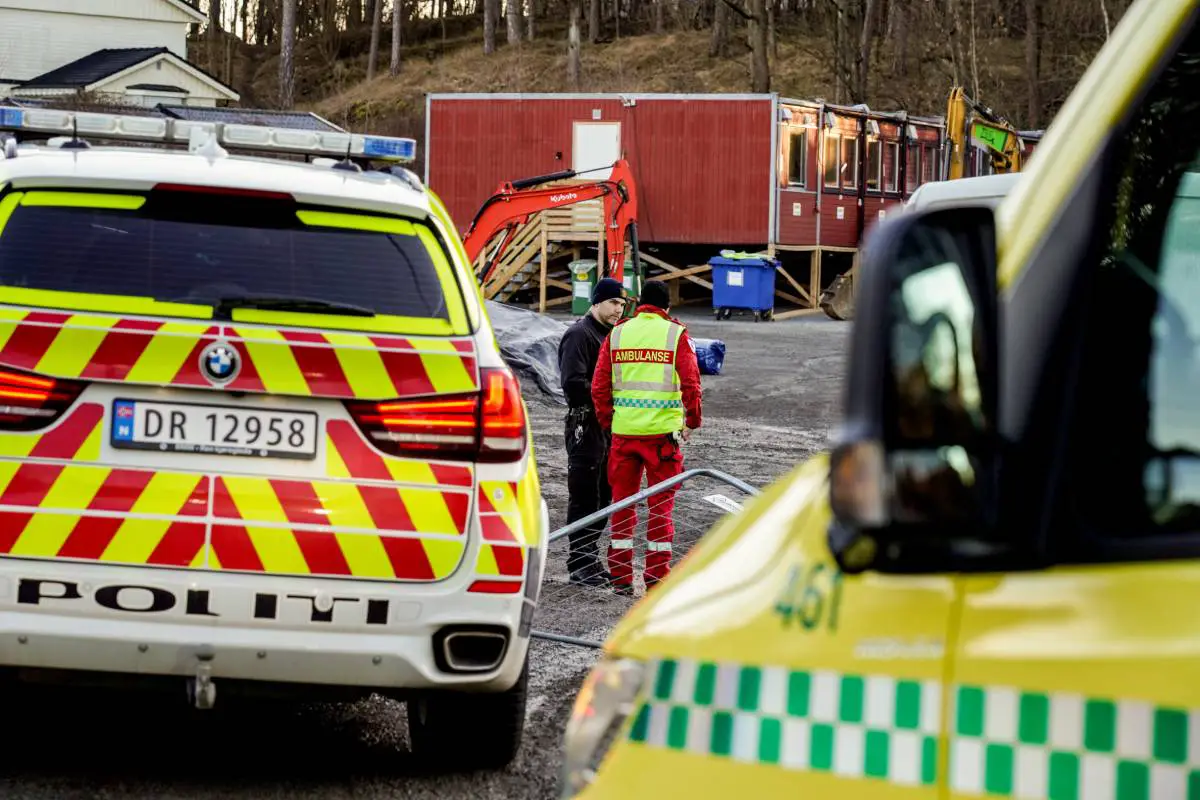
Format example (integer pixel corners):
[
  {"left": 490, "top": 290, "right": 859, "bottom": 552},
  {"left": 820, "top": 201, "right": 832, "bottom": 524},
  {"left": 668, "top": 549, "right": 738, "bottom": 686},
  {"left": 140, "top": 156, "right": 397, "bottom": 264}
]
[{"left": 187, "top": 0, "right": 1135, "bottom": 147}]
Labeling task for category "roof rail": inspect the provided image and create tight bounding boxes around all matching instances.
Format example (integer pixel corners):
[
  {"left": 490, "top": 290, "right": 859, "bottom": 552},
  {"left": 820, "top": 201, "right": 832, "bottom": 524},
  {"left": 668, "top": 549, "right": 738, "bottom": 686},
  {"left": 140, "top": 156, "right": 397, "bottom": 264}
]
[{"left": 0, "top": 105, "right": 416, "bottom": 163}]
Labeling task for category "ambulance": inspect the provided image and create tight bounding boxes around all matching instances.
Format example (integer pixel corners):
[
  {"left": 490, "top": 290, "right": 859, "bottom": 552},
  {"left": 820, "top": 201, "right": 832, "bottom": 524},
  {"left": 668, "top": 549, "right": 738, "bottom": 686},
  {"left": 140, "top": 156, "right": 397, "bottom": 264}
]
[
  {"left": 0, "top": 107, "right": 546, "bottom": 770},
  {"left": 562, "top": 0, "right": 1200, "bottom": 796}
]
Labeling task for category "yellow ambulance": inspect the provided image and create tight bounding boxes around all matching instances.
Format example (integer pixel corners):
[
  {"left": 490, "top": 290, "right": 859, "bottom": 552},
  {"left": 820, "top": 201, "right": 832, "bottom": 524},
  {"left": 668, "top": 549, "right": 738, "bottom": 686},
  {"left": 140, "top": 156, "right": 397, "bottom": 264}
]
[{"left": 562, "top": 0, "right": 1200, "bottom": 796}]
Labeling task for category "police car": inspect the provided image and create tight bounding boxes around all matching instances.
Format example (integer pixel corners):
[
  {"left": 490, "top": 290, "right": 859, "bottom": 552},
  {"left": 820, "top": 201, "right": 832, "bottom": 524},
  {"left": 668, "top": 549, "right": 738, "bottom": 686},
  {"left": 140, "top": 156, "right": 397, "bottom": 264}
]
[{"left": 0, "top": 106, "right": 546, "bottom": 770}]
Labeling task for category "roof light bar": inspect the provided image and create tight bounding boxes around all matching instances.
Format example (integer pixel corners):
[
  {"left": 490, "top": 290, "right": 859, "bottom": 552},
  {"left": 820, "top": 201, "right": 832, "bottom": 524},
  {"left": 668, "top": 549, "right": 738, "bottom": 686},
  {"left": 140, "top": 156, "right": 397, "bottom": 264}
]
[{"left": 0, "top": 106, "right": 416, "bottom": 163}]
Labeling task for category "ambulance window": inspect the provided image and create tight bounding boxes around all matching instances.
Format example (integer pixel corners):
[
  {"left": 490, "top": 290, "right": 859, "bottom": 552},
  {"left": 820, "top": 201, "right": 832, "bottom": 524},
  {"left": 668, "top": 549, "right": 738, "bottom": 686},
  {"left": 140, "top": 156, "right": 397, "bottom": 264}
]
[
  {"left": 0, "top": 191, "right": 457, "bottom": 323},
  {"left": 1060, "top": 17, "right": 1200, "bottom": 540}
]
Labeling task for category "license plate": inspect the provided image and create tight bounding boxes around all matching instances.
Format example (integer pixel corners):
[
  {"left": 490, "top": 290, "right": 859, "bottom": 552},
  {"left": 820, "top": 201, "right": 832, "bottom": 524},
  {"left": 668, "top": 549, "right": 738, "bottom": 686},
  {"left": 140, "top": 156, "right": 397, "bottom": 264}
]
[{"left": 110, "top": 399, "right": 319, "bottom": 460}]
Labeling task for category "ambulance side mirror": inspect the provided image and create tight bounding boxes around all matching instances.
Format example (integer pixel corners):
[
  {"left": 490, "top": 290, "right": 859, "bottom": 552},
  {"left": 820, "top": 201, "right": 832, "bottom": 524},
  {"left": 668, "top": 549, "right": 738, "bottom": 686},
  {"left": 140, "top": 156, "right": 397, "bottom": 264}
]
[{"left": 827, "top": 205, "right": 1000, "bottom": 575}]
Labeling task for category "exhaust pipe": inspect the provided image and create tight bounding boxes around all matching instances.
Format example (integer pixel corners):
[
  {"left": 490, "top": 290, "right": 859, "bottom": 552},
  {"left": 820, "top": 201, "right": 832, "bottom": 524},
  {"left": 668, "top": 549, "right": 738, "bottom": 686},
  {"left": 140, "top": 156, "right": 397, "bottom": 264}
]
[{"left": 434, "top": 626, "right": 510, "bottom": 674}]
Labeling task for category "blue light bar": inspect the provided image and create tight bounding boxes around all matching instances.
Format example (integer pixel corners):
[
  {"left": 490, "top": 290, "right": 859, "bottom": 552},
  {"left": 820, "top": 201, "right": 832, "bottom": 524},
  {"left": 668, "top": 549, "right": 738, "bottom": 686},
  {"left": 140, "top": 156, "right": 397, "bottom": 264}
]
[
  {"left": 362, "top": 135, "right": 416, "bottom": 161},
  {"left": 0, "top": 105, "right": 419, "bottom": 163}
]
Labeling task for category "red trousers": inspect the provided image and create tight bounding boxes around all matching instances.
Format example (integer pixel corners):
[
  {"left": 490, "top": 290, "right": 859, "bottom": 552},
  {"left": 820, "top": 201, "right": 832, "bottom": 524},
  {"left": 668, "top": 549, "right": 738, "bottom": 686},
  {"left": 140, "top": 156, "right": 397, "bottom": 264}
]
[{"left": 606, "top": 434, "right": 684, "bottom": 587}]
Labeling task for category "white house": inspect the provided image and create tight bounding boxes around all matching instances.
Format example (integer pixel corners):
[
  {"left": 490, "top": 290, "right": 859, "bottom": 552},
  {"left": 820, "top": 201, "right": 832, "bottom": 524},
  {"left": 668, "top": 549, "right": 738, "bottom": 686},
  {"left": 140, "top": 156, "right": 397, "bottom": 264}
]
[{"left": 0, "top": 0, "right": 239, "bottom": 107}]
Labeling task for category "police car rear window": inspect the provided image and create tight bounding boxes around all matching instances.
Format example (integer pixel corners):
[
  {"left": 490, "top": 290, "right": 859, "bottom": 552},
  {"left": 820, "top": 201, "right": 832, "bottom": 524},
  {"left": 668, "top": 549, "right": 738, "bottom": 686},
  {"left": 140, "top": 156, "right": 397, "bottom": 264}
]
[{"left": 0, "top": 192, "right": 456, "bottom": 322}]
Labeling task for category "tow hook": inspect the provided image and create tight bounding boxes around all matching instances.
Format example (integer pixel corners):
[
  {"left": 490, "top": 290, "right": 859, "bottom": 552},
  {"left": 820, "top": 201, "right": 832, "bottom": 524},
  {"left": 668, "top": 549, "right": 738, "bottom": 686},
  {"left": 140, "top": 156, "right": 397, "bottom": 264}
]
[{"left": 187, "top": 658, "right": 217, "bottom": 710}]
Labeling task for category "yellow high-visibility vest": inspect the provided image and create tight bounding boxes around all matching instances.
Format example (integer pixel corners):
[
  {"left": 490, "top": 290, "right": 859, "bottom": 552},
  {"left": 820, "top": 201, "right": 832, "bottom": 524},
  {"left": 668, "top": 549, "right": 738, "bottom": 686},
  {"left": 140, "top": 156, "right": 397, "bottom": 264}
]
[{"left": 609, "top": 312, "right": 685, "bottom": 436}]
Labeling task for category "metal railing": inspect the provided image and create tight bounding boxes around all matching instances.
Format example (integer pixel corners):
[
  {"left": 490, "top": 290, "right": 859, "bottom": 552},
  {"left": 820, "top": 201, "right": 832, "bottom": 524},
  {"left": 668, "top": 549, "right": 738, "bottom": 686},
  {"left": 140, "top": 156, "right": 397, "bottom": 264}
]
[{"left": 532, "top": 468, "right": 761, "bottom": 649}]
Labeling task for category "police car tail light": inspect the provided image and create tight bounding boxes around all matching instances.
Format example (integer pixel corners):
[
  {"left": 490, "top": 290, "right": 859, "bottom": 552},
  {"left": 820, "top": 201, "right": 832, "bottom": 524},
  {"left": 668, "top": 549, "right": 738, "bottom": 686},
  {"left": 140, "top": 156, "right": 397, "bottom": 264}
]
[
  {"left": 345, "top": 368, "right": 526, "bottom": 463},
  {"left": 348, "top": 394, "right": 480, "bottom": 460},
  {"left": 478, "top": 368, "right": 527, "bottom": 463},
  {"left": 0, "top": 367, "right": 85, "bottom": 431}
]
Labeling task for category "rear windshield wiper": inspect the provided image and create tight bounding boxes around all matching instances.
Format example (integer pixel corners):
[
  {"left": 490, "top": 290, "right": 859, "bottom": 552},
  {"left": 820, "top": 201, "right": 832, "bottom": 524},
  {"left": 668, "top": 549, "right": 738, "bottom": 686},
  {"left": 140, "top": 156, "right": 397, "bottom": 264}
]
[{"left": 213, "top": 295, "right": 377, "bottom": 319}]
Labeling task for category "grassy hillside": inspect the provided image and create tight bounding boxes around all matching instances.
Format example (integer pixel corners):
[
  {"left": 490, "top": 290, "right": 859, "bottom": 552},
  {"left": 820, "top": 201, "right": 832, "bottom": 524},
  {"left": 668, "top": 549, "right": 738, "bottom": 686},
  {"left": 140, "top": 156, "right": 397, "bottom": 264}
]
[{"left": 195, "top": 19, "right": 1042, "bottom": 154}]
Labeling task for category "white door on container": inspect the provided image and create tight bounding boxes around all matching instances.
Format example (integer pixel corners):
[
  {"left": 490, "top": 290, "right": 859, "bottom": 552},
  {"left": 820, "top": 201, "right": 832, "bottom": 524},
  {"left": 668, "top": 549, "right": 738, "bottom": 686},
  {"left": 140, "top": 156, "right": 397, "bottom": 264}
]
[{"left": 572, "top": 122, "right": 622, "bottom": 178}]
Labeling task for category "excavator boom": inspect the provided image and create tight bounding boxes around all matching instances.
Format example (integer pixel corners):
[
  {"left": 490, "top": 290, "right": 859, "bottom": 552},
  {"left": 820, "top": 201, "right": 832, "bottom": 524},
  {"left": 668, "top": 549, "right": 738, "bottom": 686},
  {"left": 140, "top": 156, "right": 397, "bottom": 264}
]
[{"left": 462, "top": 159, "right": 640, "bottom": 297}]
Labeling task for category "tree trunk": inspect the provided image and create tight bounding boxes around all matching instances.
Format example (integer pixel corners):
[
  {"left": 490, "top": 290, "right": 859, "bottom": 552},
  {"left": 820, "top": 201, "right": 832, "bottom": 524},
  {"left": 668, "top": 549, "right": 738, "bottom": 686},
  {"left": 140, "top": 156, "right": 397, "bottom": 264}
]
[
  {"left": 1024, "top": 0, "right": 1042, "bottom": 126},
  {"left": 207, "top": 0, "right": 221, "bottom": 79},
  {"left": 588, "top": 0, "right": 600, "bottom": 42},
  {"left": 891, "top": 0, "right": 908, "bottom": 75},
  {"left": 768, "top": 0, "right": 777, "bottom": 65},
  {"left": 390, "top": 0, "right": 402, "bottom": 76},
  {"left": 655, "top": 0, "right": 664, "bottom": 33},
  {"left": 507, "top": 0, "right": 522, "bottom": 44},
  {"left": 853, "top": 0, "right": 878, "bottom": 103},
  {"left": 568, "top": 0, "right": 582, "bottom": 87},
  {"left": 527, "top": 0, "right": 536, "bottom": 39},
  {"left": 748, "top": 0, "right": 769, "bottom": 92},
  {"left": 709, "top": 0, "right": 727, "bottom": 57},
  {"left": 279, "top": 0, "right": 297, "bottom": 108},
  {"left": 484, "top": 0, "right": 497, "bottom": 53},
  {"left": 347, "top": 0, "right": 362, "bottom": 27},
  {"left": 367, "top": 0, "right": 382, "bottom": 79}
]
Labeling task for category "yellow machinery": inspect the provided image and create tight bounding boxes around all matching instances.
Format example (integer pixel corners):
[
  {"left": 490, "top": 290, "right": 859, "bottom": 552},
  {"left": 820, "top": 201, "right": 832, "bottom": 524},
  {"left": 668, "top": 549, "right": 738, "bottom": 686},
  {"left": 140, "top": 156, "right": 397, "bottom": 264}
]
[{"left": 818, "top": 87, "right": 1031, "bottom": 320}]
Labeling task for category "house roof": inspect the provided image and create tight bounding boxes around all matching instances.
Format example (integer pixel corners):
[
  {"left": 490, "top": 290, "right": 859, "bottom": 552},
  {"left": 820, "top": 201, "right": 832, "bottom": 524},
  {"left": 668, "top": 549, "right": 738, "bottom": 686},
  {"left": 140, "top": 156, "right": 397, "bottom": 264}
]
[
  {"left": 15, "top": 48, "right": 239, "bottom": 102},
  {"left": 20, "top": 48, "right": 171, "bottom": 90},
  {"left": 157, "top": 105, "right": 345, "bottom": 133}
]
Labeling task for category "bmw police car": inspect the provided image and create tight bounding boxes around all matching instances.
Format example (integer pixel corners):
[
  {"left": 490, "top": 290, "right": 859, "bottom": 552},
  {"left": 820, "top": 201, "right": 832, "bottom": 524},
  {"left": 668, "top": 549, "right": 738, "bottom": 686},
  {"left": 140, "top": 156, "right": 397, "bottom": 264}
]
[{"left": 0, "top": 106, "right": 546, "bottom": 769}]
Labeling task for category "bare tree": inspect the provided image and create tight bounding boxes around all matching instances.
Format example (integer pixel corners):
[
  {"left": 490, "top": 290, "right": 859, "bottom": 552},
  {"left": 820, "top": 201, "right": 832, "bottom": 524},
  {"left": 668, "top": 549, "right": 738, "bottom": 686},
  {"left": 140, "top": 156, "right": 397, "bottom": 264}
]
[
  {"left": 748, "top": 0, "right": 769, "bottom": 92},
  {"left": 853, "top": 0, "right": 880, "bottom": 102},
  {"left": 527, "top": 0, "right": 536, "bottom": 39},
  {"left": 279, "top": 0, "right": 297, "bottom": 108},
  {"left": 655, "top": 0, "right": 664, "bottom": 34},
  {"left": 367, "top": 0, "right": 383, "bottom": 79},
  {"left": 484, "top": 0, "right": 498, "bottom": 53},
  {"left": 390, "top": 0, "right": 402, "bottom": 77},
  {"left": 207, "top": 0, "right": 222, "bottom": 80},
  {"left": 588, "top": 0, "right": 600, "bottom": 43},
  {"left": 710, "top": 0, "right": 728, "bottom": 57},
  {"left": 1025, "top": 0, "right": 1042, "bottom": 126},
  {"left": 507, "top": 0, "right": 522, "bottom": 44},
  {"left": 568, "top": 0, "right": 582, "bottom": 88}
]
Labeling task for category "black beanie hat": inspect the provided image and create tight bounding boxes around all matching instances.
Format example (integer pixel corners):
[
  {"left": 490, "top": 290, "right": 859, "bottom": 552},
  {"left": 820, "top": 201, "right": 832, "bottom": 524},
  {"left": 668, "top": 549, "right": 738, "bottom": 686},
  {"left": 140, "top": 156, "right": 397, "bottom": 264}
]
[
  {"left": 591, "top": 277, "right": 625, "bottom": 305},
  {"left": 640, "top": 279, "right": 670, "bottom": 310}
]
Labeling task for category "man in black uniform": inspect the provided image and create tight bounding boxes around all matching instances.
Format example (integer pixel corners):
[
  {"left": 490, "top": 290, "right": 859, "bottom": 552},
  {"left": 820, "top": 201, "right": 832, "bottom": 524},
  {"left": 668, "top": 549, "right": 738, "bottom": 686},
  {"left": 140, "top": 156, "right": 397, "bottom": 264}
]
[{"left": 558, "top": 277, "right": 627, "bottom": 586}]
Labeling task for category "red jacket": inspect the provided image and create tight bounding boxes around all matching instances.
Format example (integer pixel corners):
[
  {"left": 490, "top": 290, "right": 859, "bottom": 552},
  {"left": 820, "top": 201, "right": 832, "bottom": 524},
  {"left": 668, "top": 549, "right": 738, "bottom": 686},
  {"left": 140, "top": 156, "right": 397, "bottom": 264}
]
[{"left": 591, "top": 305, "right": 703, "bottom": 435}]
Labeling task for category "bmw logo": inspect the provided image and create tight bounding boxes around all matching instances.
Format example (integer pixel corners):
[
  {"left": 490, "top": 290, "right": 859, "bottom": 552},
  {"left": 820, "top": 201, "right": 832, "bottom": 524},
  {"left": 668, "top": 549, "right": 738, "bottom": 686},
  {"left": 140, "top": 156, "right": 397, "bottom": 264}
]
[{"left": 200, "top": 342, "right": 241, "bottom": 385}]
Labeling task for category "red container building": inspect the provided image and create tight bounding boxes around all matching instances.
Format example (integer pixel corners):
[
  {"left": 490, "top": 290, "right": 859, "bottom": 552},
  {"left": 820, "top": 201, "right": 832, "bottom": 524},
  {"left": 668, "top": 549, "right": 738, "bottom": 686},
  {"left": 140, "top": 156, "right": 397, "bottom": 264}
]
[{"left": 425, "top": 93, "right": 1036, "bottom": 309}]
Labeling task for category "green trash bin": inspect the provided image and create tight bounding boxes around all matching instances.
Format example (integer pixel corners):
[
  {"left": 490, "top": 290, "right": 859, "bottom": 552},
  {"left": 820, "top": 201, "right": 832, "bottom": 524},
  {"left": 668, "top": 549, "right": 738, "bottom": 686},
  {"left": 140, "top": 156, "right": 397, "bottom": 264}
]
[{"left": 570, "top": 259, "right": 598, "bottom": 315}]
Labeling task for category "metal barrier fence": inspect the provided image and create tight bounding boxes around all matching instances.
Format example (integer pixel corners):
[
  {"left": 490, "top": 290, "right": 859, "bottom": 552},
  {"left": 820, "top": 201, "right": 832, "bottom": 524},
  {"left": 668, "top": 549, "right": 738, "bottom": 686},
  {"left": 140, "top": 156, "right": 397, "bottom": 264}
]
[{"left": 532, "top": 469, "right": 761, "bottom": 649}]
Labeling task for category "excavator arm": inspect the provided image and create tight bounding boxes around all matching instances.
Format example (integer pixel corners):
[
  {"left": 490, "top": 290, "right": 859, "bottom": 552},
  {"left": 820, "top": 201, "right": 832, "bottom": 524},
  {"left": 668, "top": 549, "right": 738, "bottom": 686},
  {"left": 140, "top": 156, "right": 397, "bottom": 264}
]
[
  {"left": 461, "top": 159, "right": 640, "bottom": 295},
  {"left": 943, "top": 86, "right": 1025, "bottom": 180}
]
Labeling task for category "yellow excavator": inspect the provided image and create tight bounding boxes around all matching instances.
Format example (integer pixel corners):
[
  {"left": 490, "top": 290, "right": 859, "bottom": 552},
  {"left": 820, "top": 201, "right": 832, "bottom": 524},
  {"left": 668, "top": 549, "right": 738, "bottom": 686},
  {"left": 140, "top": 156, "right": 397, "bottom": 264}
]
[{"left": 819, "top": 87, "right": 1031, "bottom": 320}]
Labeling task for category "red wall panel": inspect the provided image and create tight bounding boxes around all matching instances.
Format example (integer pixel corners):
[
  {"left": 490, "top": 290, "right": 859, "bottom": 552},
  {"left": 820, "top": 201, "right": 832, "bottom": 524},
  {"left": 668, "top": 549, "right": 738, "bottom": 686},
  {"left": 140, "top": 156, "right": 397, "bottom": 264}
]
[{"left": 427, "top": 95, "right": 773, "bottom": 246}]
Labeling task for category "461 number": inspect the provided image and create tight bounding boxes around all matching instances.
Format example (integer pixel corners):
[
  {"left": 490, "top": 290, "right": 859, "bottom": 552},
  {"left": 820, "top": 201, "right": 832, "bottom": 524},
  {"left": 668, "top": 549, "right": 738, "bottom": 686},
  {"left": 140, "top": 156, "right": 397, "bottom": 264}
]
[{"left": 774, "top": 561, "right": 844, "bottom": 633}]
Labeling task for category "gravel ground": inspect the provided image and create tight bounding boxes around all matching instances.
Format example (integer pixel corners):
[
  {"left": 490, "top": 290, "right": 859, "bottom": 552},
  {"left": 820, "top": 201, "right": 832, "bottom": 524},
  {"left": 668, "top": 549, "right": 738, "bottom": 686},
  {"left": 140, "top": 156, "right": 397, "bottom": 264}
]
[{"left": 0, "top": 309, "right": 849, "bottom": 800}]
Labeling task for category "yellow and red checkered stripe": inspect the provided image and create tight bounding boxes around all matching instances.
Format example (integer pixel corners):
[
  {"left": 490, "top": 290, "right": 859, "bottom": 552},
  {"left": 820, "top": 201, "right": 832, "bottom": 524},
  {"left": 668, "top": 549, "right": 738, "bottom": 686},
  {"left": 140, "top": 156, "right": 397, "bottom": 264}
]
[
  {"left": 0, "top": 310, "right": 478, "bottom": 400},
  {"left": 0, "top": 403, "right": 209, "bottom": 568},
  {"left": 0, "top": 407, "right": 478, "bottom": 581},
  {"left": 469, "top": 480, "right": 529, "bottom": 594}
]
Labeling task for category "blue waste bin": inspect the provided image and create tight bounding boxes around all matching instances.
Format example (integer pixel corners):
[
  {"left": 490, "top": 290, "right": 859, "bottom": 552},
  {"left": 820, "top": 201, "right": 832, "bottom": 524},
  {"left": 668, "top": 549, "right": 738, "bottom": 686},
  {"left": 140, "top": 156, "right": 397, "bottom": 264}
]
[{"left": 708, "top": 255, "right": 778, "bottom": 321}]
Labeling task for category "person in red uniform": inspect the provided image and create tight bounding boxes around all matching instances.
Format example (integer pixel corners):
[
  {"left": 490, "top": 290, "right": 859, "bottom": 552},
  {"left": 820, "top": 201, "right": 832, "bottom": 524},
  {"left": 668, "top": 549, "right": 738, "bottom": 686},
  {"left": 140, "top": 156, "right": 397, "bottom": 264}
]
[{"left": 591, "top": 279, "right": 703, "bottom": 595}]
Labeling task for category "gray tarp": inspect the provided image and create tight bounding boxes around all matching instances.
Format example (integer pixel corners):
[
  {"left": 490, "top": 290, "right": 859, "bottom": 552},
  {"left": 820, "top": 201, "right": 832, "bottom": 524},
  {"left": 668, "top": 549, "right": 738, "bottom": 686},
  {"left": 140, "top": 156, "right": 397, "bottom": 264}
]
[{"left": 486, "top": 300, "right": 568, "bottom": 404}]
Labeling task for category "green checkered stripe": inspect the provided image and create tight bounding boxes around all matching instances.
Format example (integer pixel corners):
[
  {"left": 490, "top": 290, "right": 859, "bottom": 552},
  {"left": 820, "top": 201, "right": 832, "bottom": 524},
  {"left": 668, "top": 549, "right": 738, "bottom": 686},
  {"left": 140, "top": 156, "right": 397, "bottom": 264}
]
[
  {"left": 950, "top": 684, "right": 1200, "bottom": 799},
  {"left": 627, "top": 658, "right": 941, "bottom": 787},
  {"left": 612, "top": 397, "right": 683, "bottom": 409}
]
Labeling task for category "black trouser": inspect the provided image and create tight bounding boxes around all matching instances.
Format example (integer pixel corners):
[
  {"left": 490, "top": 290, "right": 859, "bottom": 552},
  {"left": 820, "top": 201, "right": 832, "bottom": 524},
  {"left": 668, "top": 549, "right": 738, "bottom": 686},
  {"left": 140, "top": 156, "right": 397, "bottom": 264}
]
[{"left": 564, "top": 408, "right": 611, "bottom": 576}]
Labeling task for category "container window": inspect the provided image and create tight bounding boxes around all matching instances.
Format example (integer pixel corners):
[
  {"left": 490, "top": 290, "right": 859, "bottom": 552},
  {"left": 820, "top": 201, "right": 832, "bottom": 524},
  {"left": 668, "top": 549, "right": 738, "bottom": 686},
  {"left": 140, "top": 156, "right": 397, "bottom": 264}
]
[
  {"left": 823, "top": 133, "right": 840, "bottom": 188},
  {"left": 906, "top": 143, "right": 921, "bottom": 191},
  {"left": 841, "top": 136, "right": 859, "bottom": 190},
  {"left": 788, "top": 129, "right": 808, "bottom": 187},
  {"left": 885, "top": 141, "right": 900, "bottom": 193},
  {"left": 867, "top": 138, "right": 882, "bottom": 192}
]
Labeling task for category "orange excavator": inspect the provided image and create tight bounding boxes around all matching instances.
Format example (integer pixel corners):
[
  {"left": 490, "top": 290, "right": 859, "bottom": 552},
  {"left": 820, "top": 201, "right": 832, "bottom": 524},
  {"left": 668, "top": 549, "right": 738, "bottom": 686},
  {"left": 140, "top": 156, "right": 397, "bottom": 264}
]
[{"left": 461, "top": 159, "right": 640, "bottom": 297}]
